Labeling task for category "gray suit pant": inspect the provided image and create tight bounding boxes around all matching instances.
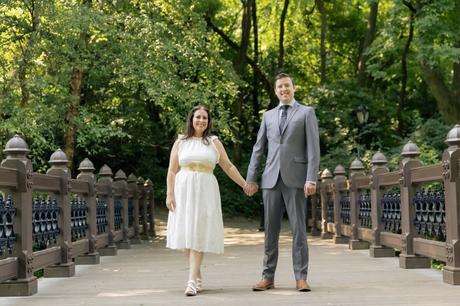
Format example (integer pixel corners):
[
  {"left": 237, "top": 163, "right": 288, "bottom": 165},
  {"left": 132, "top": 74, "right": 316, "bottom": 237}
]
[{"left": 262, "top": 176, "right": 308, "bottom": 281}]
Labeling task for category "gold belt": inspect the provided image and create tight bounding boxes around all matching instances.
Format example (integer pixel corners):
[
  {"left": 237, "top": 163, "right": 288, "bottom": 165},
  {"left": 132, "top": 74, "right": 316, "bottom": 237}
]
[{"left": 181, "top": 163, "right": 213, "bottom": 174}]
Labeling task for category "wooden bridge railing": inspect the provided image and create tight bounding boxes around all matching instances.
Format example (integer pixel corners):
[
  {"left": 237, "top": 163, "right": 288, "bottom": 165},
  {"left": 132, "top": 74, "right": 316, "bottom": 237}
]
[
  {"left": 0, "top": 135, "right": 155, "bottom": 296},
  {"left": 310, "top": 124, "right": 460, "bottom": 285}
]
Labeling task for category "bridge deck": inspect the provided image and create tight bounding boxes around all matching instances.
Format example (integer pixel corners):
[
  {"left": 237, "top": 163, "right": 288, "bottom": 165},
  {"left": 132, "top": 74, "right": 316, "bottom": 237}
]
[{"left": 2, "top": 215, "right": 459, "bottom": 305}]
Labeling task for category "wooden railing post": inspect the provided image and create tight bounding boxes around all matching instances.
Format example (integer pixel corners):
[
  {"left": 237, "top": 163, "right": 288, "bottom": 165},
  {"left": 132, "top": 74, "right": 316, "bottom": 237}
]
[
  {"left": 0, "top": 135, "right": 37, "bottom": 296},
  {"left": 75, "top": 158, "right": 100, "bottom": 264},
  {"left": 320, "top": 169, "right": 333, "bottom": 239},
  {"left": 333, "top": 165, "right": 348, "bottom": 244},
  {"left": 43, "top": 149, "right": 75, "bottom": 277},
  {"left": 369, "top": 152, "right": 395, "bottom": 257},
  {"left": 114, "top": 170, "right": 130, "bottom": 249},
  {"left": 145, "top": 179, "right": 156, "bottom": 238},
  {"left": 349, "top": 159, "right": 369, "bottom": 249},
  {"left": 442, "top": 125, "right": 460, "bottom": 284},
  {"left": 137, "top": 177, "right": 149, "bottom": 240},
  {"left": 97, "top": 165, "right": 117, "bottom": 256},
  {"left": 309, "top": 171, "right": 322, "bottom": 236},
  {"left": 128, "top": 174, "right": 141, "bottom": 244},
  {"left": 398, "top": 141, "right": 431, "bottom": 268}
]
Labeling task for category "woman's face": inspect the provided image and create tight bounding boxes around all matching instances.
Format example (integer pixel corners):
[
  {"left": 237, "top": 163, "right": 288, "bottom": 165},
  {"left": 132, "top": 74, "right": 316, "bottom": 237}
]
[{"left": 192, "top": 109, "right": 208, "bottom": 136}]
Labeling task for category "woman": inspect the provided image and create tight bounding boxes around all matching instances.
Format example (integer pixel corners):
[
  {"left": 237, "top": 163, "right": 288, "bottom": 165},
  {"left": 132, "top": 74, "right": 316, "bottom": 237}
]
[{"left": 165, "top": 105, "right": 247, "bottom": 296}]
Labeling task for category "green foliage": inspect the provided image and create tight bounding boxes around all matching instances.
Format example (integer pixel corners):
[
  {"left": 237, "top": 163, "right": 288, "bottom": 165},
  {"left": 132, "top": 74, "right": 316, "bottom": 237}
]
[
  {"left": 214, "top": 157, "right": 261, "bottom": 217},
  {"left": 0, "top": 0, "right": 458, "bottom": 216},
  {"left": 431, "top": 259, "right": 445, "bottom": 271},
  {"left": 415, "top": 0, "right": 460, "bottom": 67}
]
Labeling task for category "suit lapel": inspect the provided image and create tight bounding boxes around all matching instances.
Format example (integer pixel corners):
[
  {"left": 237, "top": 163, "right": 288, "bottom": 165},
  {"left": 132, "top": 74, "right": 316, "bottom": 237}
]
[
  {"left": 281, "top": 102, "right": 299, "bottom": 135},
  {"left": 275, "top": 105, "right": 282, "bottom": 136}
]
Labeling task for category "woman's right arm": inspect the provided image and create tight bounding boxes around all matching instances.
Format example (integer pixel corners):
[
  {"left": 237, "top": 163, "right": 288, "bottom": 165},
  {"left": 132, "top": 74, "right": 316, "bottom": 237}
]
[{"left": 166, "top": 139, "right": 180, "bottom": 212}]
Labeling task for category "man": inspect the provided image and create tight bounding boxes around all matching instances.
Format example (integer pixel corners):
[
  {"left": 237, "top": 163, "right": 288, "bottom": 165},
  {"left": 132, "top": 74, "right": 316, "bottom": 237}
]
[{"left": 245, "top": 73, "right": 320, "bottom": 292}]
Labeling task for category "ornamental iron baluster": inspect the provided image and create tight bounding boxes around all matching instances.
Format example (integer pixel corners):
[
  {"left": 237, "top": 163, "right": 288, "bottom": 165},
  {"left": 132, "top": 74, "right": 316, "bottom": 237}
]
[
  {"left": 358, "top": 191, "right": 372, "bottom": 228},
  {"left": 340, "top": 191, "right": 350, "bottom": 225},
  {"left": 32, "top": 195, "right": 60, "bottom": 251},
  {"left": 413, "top": 188, "right": 445, "bottom": 241},
  {"left": 96, "top": 198, "right": 108, "bottom": 234},
  {"left": 326, "top": 192, "right": 334, "bottom": 223},
  {"left": 0, "top": 194, "right": 17, "bottom": 256},
  {"left": 114, "top": 199, "right": 123, "bottom": 231},
  {"left": 128, "top": 199, "right": 134, "bottom": 227},
  {"left": 381, "top": 191, "right": 401, "bottom": 234}
]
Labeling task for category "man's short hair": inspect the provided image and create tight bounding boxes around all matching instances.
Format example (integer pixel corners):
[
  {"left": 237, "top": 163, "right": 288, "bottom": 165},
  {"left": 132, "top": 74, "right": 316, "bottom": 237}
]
[{"left": 274, "top": 73, "right": 294, "bottom": 86}]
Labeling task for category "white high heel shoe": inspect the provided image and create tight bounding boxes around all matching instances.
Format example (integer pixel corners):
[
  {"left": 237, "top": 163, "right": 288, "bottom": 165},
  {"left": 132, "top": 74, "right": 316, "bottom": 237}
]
[
  {"left": 196, "top": 278, "right": 203, "bottom": 292},
  {"left": 184, "top": 280, "right": 197, "bottom": 296}
]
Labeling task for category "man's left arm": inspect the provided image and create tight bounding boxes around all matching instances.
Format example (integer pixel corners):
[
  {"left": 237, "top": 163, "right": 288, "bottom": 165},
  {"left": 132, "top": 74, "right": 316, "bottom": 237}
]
[{"left": 304, "top": 107, "right": 320, "bottom": 196}]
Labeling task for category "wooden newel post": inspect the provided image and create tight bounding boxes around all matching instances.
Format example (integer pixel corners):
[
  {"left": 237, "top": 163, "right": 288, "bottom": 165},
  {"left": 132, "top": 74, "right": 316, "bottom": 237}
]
[
  {"left": 144, "top": 179, "right": 156, "bottom": 238},
  {"left": 398, "top": 141, "right": 431, "bottom": 269},
  {"left": 349, "top": 159, "right": 369, "bottom": 250},
  {"left": 128, "top": 174, "right": 141, "bottom": 244},
  {"left": 75, "top": 158, "right": 100, "bottom": 264},
  {"left": 114, "top": 170, "right": 131, "bottom": 249},
  {"left": 333, "top": 165, "right": 349, "bottom": 244},
  {"left": 442, "top": 125, "right": 460, "bottom": 284},
  {"left": 0, "top": 135, "right": 37, "bottom": 296},
  {"left": 137, "top": 177, "right": 149, "bottom": 239},
  {"left": 309, "top": 171, "right": 322, "bottom": 236},
  {"left": 320, "top": 169, "right": 333, "bottom": 239},
  {"left": 369, "top": 152, "right": 395, "bottom": 257},
  {"left": 97, "top": 165, "right": 117, "bottom": 256},
  {"left": 43, "top": 149, "right": 75, "bottom": 277}
]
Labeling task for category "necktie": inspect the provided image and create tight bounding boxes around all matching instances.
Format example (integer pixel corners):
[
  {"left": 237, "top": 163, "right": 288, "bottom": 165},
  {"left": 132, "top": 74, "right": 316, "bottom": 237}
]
[{"left": 279, "top": 105, "right": 289, "bottom": 133}]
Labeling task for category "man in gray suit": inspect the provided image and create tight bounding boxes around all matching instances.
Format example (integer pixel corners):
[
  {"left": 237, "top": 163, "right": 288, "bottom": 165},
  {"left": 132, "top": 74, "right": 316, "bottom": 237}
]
[{"left": 245, "top": 73, "right": 320, "bottom": 292}]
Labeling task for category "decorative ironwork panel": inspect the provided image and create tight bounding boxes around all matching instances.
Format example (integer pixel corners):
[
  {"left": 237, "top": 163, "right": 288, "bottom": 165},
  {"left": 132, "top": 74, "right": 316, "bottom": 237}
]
[
  {"left": 96, "top": 198, "right": 108, "bottom": 234},
  {"left": 380, "top": 192, "right": 401, "bottom": 234},
  {"left": 326, "top": 192, "right": 334, "bottom": 223},
  {"left": 413, "top": 189, "right": 445, "bottom": 241},
  {"left": 114, "top": 199, "right": 123, "bottom": 230},
  {"left": 340, "top": 191, "right": 350, "bottom": 225},
  {"left": 32, "top": 196, "right": 60, "bottom": 251},
  {"left": 0, "top": 193, "right": 16, "bottom": 256},
  {"left": 139, "top": 202, "right": 144, "bottom": 226},
  {"left": 314, "top": 195, "right": 321, "bottom": 222},
  {"left": 358, "top": 190, "right": 372, "bottom": 228},
  {"left": 128, "top": 199, "right": 134, "bottom": 227},
  {"left": 71, "top": 197, "right": 88, "bottom": 241}
]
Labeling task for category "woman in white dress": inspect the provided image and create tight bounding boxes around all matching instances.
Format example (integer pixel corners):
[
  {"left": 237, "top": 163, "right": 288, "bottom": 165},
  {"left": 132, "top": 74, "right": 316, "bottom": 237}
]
[{"left": 165, "top": 105, "right": 248, "bottom": 296}]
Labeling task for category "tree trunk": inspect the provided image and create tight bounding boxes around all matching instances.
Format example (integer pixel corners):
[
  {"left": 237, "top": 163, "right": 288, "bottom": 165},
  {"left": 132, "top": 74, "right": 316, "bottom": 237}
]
[
  {"left": 420, "top": 63, "right": 460, "bottom": 125},
  {"left": 357, "top": 0, "right": 379, "bottom": 86},
  {"left": 278, "top": 0, "right": 289, "bottom": 70},
  {"left": 64, "top": 67, "right": 83, "bottom": 170},
  {"left": 251, "top": 0, "right": 260, "bottom": 139},
  {"left": 64, "top": 0, "right": 91, "bottom": 170},
  {"left": 232, "top": 0, "right": 252, "bottom": 166},
  {"left": 317, "top": 0, "right": 327, "bottom": 84},
  {"left": 204, "top": 11, "right": 277, "bottom": 107},
  {"left": 398, "top": 9, "right": 414, "bottom": 135},
  {"left": 411, "top": 0, "right": 460, "bottom": 125},
  {"left": 17, "top": 0, "right": 40, "bottom": 107}
]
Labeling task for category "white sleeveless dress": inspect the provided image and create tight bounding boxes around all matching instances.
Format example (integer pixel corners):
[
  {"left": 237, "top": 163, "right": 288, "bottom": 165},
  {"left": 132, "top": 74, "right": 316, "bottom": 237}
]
[{"left": 166, "top": 135, "right": 224, "bottom": 254}]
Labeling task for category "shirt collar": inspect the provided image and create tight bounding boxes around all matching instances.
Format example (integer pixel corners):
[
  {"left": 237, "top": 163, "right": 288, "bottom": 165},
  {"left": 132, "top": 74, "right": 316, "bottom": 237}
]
[{"left": 278, "top": 99, "right": 295, "bottom": 108}]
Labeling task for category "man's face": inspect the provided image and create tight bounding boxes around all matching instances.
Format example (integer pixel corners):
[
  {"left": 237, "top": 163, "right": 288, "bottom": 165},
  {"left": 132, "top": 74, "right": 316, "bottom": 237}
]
[{"left": 275, "top": 77, "right": 295, "bottom": 104}]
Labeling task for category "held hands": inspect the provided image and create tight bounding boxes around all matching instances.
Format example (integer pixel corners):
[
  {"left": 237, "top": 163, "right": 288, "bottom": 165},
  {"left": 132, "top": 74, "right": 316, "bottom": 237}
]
[
  {"left": 243, "top": 182, "right": 258, "bottom": 196},
  {"left": 304, "top": 182, "right": 316, "bottom": 197},
  {"left": 166, "top": 194, "right": 176, "bottom": 212}
]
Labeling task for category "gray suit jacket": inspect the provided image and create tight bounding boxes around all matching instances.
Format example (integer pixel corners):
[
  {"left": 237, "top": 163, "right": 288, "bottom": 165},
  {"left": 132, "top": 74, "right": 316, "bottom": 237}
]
[{"left": 246, "top": 101, "right": 320, "bottom": 189}]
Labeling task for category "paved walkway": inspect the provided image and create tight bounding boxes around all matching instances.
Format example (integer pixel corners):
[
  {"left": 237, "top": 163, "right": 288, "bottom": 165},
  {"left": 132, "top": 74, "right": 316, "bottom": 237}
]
[{"left": 2, "top": 213, "right": 460, "bottom": 306}]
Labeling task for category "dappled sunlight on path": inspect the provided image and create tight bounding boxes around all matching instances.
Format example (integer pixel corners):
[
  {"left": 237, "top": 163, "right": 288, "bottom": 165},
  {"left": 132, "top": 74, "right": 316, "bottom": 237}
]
[
  {"left": 155, "top": 209, "right": 296, "bottom": 247},
  {"left": 2, "top": 209, "right": 460, "bottom": 306}
]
